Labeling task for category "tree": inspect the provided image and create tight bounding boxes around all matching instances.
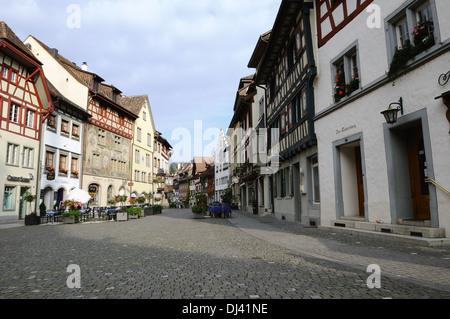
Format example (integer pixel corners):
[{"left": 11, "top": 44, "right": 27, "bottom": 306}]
[{"left": 221, "top": 188, "right": 232, "bottom": 205}]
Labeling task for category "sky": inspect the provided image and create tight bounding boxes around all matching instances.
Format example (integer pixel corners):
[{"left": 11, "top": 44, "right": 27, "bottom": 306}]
[{"left": 2, "top": 0, "right": 281, "bottom": 163}]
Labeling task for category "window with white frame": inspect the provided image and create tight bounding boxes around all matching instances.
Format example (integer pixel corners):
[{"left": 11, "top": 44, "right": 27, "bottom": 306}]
[
  {"left": 22, "top": 147, "right": 34, "bottom": 168},
  {"left": 9, "top": 103, "right": 20, "bottom": 123},
  {"left": 6, "top": 143, "right": 19, "bottom": 166},
  {"left": 135, "top": 149, "right": 140, "bottom": 164},
  {"left": 26, "top": 110, "right": 35, "bottom": 128}
]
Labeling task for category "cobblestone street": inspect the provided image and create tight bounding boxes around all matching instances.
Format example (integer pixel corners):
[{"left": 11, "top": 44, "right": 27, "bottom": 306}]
[{"left": 0, "top": 209, "right": 449, "bottom": 300}]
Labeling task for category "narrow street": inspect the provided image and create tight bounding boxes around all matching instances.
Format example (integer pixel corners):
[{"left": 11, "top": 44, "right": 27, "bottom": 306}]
[{"left": 0, "top": 209, "right": 449, "bottom": 300}]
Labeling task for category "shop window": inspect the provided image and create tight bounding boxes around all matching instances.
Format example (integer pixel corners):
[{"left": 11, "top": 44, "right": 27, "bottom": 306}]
[{"left": 3, "top": 186, "right": 16, "bottom": 211}]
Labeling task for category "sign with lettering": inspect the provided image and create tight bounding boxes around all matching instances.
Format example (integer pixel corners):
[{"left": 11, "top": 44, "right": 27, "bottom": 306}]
[{"left": 7, "top": 175, "right": 31, "bottom": 183}]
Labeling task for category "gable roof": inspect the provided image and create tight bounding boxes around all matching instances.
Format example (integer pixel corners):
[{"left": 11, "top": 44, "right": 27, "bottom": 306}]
[
  {"left": 27, "top": 35, "right": 138, "bottom": 118},
  {"left": 0, "top": 21, "right": 40, "bottom": 64}
]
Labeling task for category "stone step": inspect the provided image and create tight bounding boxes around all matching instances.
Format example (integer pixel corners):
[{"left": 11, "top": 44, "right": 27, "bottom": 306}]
[{"left": 330, "top": 219, "right": 446, "bottom": 239}]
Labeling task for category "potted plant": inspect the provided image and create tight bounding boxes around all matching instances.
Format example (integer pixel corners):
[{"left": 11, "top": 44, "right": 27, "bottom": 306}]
[
  {"left": 192, "top": 193, "right": 208, "bottom": 219},
  {"left": 115, "top": 195, "right": 128, "bottom": 221},
  {"left": 127, "top": 207, "right": 139, "bottom": 219},
  {"left": 153, "top": 204, "right": 163, "bottom": 215},
  {"left": 136, "top": 196, "right": 146, "bottom": 206},
  {"left": 39, "top": 202, "right": 47, "bottom": 216},
  {"left": 62, "top": 210, "right": 81, "bottom": 224},
  {"left": 25, "top": 212, "right": 41, "bottom": 226}
]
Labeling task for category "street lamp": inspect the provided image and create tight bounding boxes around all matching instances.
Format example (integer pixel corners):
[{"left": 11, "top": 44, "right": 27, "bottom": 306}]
[{"left": 381, "top": 97, "right": 404, "bottom": 125}]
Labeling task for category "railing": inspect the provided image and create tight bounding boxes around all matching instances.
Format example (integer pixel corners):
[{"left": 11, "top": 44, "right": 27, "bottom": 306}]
[{"left": 425, "top": 178, "right": 450, "bottom": 197}]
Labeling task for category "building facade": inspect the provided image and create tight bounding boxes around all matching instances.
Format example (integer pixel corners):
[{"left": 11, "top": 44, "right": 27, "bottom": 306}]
[
  {"left": 249, "top": 0, "right": 319, "bottom": 225},
  {"left": 1, "top": 22, "right": 53, "bottom": 220},
  {"left": 121, "top": 95, "right": 156, "bottom": 202},
  {"left": 24, "top": 36, "right": 139, "bottom": 207},
  {"left": 214, "top": 130, "right": 231, "bottom": 202},
  {"left": 314, "top": 0, "right": 450, "bottom": 238},
  {"left": 40, "top": 81, "right": 90, "bottom": 211}
]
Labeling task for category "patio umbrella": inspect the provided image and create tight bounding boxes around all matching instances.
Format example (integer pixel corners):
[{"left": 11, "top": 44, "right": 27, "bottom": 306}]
[{"left": 67, "top": 188, "right": 92, "bottom": 204}]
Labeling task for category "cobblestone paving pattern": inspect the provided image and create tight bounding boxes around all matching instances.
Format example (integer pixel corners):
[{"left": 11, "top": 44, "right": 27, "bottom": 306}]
[{"left": 0, "top": 209, "right": 449, "bottom": 299}]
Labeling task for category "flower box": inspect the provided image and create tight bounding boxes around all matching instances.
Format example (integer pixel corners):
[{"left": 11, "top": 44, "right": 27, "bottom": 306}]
[
  {"left": 116, "top": 212, "right": 128, "bottom": 222},
  {"left": 25, "top": 215, "right": 41, "bottom": 226},
  {"left": 63, "top": 217, "right": 79, "bottom": 224}
]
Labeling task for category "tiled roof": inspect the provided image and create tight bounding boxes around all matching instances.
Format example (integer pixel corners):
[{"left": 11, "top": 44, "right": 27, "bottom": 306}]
[
  {"left": 120, "top": 95, "right": 148, "bottom": 116},
  {"left": 28, "top": 36, "right": 139, "bottom": 116},
  {"left": 0, "top": 21, "right": 40, "bottom": 63}
]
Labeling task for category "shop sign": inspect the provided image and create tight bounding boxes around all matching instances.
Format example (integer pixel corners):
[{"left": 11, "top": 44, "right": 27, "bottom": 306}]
[
  {"left": 7, "top": 175, "right": 31, "bottom": 183},
  {"left": 47, "top": 172, "right": 55, "bottom": 181}
]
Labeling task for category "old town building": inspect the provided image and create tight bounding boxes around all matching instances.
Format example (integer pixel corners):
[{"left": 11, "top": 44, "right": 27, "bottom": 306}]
[
  {"left": 0, "top": 22, "right": 54, "bottom": 221},
  {"left": 314, "top": 0, "right": 450, "bottom": 238},
  {"left": 24, "top": 36, "right": 139, "bottom": 207},
  {"left": 39, "top": 80, "right": 90, "bottom": 211},
  {"left": 248, "top": 0, "right": 319, "bottom": 225},
  {"left": 121, "top": 95, "right": 156, "bottom": 203}
]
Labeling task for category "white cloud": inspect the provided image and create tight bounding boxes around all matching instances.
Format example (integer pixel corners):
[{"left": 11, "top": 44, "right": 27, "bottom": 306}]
[{"left": 2, "top": 0, "right": 282, "bottom": 161}]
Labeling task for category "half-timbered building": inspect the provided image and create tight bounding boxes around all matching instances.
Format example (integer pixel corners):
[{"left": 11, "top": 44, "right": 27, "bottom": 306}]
[
  {"left": 0, "top": 22, "right": 53, "bottom": 221},
  {"left": 314, "top": 0, "right": 450, "bottom": 239},
  {"left": 248, "top": 0, "right": 319, "bottom": 224},
  {"left": 24, "top": 36, "right": 139, "bottom": 207}
]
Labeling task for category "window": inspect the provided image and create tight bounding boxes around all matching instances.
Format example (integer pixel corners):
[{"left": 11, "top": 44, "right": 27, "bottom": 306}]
[
  {"left": 386, "top": 0, "right": 437, "bottom": 66},
  {"left": 98, "top": 129, "right": 106, "bottom": 145},
  {"left": 6, "top": 143, "right": 19, "bottom": 165},
  {"left": 137, "top": 128, "right": 142, "bottom": 142},
  {"left": 135, "top": 170, "right": 140, "bottom": 182},
  {"left": 114, "top": 136, "right": 121, "bottom": 151},
  {"left": 9, "top": 103, "right": 20, "bottom": 123},
  {"left": 26, "top": 110, "right": 35, "bottom": 128},
  {"left": 143, "top": 112, "right": 147, "bottom": 121},
  {"left": 147, "top": 133, "right": 152, "bottom": 147},
  {"left": 3, "top": 186, "right": 15, "bottom": 211},
  {"left": 22, "top": 147, "right": 34, "bottom": 168},
  {"left": 146, "top": 154, "right": 151, "bottom": 167},
  {"left": 72, "top": 124, "right": 80, "bottom": 138},
  {"left": 45, "top": 151, "right": 55, "bottom": 169},
  {"left": 2, "top": 66, "right": 8, "bottom": 79},
  {"left": 61, "top": 119, "right": 69, "bottom": 134},
  {"left": 59, "top": 155, "right": 68, "bottom": 174},
  {"left": 135, "top": 149, "right": 140, "bottom": 164},
  {"left": 47, "top": 115, "right": 56, "bottom": 129},
  {"left": 332, "top": 45, "right": 360, "bottom": 103},
  {"left": 71, "top": 158, "right": 79, "bottom": 177},
  {"left": 10, "top": 70, "right": 17, "bottom": 83},
  {"left": 397, "top": 18, "right": 410, "bottom": 48},
  {"left": 311, "top": 156, "right": 320, "bottom": 204},
  {"left": 107, "top": 186, "right": 113, "bottom": 202}
]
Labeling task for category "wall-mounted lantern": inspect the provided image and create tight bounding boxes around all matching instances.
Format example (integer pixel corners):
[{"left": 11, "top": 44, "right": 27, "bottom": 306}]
[{"left": 381, "top": 97, "right": 404, "bottom": 125}]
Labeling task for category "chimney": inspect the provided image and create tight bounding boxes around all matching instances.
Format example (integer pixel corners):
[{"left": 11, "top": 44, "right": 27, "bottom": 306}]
[
  {"left": 49, "top": 48, "right": 58, "bottom": 58},
  {"left": 82, "top": 62, "right": 88, "bottom": 71}
]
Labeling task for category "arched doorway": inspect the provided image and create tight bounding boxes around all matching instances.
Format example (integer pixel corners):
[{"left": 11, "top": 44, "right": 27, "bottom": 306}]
[{"left": 88, "top": 184, "right": 100, "bottom": 206}]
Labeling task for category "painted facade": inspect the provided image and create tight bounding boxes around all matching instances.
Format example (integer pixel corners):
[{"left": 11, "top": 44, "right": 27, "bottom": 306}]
[
  {"left": 314, "top": 0, "right": 450, "bottom": 238},
  {"left": 24, "top": 36, "right": 139, "bottom": 207}
]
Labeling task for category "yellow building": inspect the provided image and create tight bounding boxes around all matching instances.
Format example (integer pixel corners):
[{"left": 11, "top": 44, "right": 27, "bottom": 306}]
[{"left": 121, "top": 95, "right": 156, "bottom": 203}]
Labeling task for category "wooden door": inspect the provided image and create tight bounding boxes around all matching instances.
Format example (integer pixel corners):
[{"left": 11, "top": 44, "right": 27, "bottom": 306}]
[
  {"left": 407, "top": 127, "right": 430, "bottom": 220},
  {"left": 355, "top": 147, "right": 365, "bottom": 217}
]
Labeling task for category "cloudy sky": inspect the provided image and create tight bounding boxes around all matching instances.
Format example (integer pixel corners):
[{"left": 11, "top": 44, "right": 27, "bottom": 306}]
[{"left": 3, "top": 0, "right": 281, "bottom": 162}]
